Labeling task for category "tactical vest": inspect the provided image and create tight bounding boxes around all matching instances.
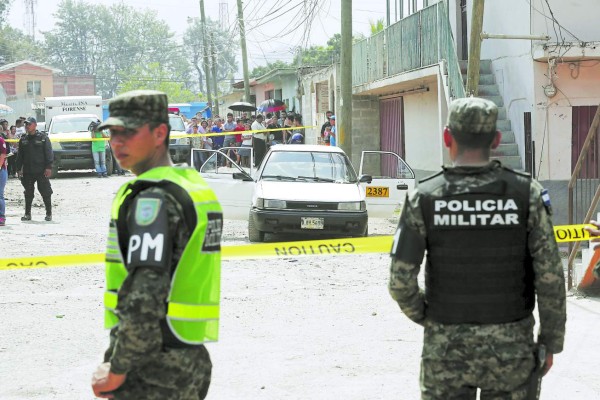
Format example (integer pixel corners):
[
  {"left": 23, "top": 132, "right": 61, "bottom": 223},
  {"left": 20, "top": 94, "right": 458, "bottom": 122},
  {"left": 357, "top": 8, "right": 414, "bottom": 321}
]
[
  {"left": 104, "top": 166, "right": 223, "bottom": 344},
  {"left": 419, "top": 166, "right": 534, "bottom": 324}
]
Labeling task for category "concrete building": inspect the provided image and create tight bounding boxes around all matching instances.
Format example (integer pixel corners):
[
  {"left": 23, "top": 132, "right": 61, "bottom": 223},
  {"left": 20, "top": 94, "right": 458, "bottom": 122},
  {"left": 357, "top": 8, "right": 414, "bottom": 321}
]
[
  {"left": 0, "top": 60, "right": 96, "bottom": 119},
  {"left": 315, "top": 0, "right": 600, "bottom": 225}
]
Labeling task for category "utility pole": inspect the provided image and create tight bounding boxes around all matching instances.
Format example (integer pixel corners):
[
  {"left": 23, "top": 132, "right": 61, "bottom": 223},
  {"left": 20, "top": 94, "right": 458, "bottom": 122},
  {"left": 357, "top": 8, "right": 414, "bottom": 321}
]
[
  {"left": 466, "top": 0, "right": 485, "bottom": 96},
  {"left": 340, "top": 0, "right": 352, "bottom": 158},
  {"left": 211, "top": 33, "right": 220, "bottom": 117},
  {"left": 200, "top": 0, "right": 213, "bottom": 111},
  {"left": 237, "top": 0, "right": 251, "bottom": 103}
]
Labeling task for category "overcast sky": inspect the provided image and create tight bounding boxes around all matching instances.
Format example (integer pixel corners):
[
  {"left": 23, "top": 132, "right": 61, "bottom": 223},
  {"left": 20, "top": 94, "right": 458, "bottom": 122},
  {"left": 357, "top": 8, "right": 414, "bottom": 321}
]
[{"left": 8, "top": 0, "right": 389, "bottom": 74}]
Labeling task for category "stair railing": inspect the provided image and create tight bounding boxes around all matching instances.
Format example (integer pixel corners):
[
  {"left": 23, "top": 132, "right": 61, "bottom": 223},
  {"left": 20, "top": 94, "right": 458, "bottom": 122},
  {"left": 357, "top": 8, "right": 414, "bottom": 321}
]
[
  {"left": 437, "top": 0, "right": 466, "bottom": 102},
  {"left": 567, "top": 104, "right": 600, "bottom": 289}
]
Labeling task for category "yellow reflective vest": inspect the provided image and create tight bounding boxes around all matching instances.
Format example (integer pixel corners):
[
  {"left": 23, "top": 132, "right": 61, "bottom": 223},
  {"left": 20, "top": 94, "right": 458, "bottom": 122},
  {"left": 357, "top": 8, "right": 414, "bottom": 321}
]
[{"left": 104, "top": 166, "right": 222, "bottom": 344}]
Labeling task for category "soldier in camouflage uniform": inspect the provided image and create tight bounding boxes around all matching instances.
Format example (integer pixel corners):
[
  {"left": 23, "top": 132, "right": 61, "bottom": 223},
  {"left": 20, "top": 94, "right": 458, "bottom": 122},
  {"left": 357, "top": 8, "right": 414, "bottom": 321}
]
[
  {"left": 389, "top": 97, "right": 566, "bottom": 399},
  {"left": 92, "top": 90, "right": 222, "bottom": 399}
]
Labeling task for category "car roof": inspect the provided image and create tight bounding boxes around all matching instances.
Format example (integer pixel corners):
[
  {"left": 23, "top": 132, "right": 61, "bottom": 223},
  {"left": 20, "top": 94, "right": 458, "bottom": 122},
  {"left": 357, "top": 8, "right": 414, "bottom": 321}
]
[{"left": 269, "top": 144, "right": 346, "bottom": 153}]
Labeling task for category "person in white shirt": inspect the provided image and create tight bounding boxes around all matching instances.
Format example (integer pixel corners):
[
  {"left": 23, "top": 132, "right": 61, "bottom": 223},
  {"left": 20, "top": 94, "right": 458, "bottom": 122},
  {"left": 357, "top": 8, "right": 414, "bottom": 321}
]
[{"left": 250, "top": 114, "right": 267, "bottom": 167}]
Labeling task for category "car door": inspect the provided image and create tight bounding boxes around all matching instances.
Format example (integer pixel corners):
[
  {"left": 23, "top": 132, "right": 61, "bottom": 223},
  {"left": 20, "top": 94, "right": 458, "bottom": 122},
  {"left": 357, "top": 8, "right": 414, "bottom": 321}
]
[
  {"left": 358, "top": 150, "right": 415, "bottom": 218},
  {"left": 192, "top": 148, "right": 255, "bottom": 220}
]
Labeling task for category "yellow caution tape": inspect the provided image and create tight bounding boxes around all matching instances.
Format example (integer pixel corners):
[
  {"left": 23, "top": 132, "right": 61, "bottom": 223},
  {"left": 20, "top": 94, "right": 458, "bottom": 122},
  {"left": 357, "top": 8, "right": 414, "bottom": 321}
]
[
  {"left": 0, "top": 236, "right": 392, "bottom": 271},
  {"left": 6, "top": 126, "right": 316, "bottom": 143},
  {"left": 553, "top": 224, "right": 598, "bottom": 243},
  {"left": 1, "top": 224, "right": 596, "bottom": 270}
]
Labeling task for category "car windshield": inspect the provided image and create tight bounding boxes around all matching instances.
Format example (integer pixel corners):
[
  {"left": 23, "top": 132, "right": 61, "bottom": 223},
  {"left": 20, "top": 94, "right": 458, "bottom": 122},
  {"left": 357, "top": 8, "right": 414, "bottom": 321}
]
[
  {"left": 49, "top": 117, "right": 96, "bottom": 133},
  {"left": 169, "top": 116, "right": 185, "bottom": 131},
  {"left": 261, "top": 151, "right": 358, "bottom": 183}
]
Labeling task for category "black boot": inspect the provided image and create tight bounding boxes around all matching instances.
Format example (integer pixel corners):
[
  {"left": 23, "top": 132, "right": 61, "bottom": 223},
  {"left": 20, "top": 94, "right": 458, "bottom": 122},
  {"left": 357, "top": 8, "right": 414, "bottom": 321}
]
[
  {"left": 22, "top": 197, "right": 32, "bottom": 221},
  {"left": 43, "top": 196, "right": 52, "bottom": 221}
]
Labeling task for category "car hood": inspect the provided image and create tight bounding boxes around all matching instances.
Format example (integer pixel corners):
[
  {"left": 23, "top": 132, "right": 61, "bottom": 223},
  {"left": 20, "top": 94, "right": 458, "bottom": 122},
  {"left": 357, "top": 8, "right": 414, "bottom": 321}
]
[
  {"left": 256, "top": 180, "right": 363, "bottom": 202},
  {"left": 49, "top": 131, "right": 92, "bottom": 139}
]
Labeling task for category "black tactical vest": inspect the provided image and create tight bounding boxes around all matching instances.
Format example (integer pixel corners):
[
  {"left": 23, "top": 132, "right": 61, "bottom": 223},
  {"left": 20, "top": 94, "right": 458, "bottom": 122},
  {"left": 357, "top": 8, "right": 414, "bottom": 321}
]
[{"left": 419, "top": 166, "right": 535, "bottom": 324}]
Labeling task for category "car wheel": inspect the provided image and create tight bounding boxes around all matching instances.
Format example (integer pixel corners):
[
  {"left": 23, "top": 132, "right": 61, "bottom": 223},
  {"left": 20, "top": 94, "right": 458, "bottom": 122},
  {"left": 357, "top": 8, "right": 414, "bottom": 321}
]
[
  {"left": 356, "top": 224, "right": 368, "bottom": 238},
  {"left": 248, "top": 213, "right": 264, "bottom": 242}
]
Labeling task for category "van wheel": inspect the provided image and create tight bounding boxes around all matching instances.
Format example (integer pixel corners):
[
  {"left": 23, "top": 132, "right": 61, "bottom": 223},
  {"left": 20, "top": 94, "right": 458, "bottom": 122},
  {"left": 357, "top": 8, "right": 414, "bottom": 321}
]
[
  {"left": 248, "top": 213, "right": 264, "bottom": 242},
  {"left": 50, "top": 162, "right": 59, "bottom": 179}
]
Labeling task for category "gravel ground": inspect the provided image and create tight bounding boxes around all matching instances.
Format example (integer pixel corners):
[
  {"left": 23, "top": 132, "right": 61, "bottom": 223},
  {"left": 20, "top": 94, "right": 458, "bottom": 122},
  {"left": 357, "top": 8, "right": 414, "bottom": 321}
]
[{"left": 1, "top": 171, "right": 599, "bottom": 399}]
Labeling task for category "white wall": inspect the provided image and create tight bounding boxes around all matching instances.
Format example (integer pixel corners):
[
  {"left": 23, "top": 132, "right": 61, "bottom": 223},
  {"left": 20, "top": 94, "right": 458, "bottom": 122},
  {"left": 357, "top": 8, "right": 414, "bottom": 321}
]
[
  {"left": 478, "top": 0, "right": 535, "bottom": 168},
  {"left": 533, "top": 62, "right": 600, "bottom": 180},
  {"left": 531, "top": 0, "right": 600, "bottom": 42},
  {"left": 403, "top": 85, "right": 444, "bottom": 172}
]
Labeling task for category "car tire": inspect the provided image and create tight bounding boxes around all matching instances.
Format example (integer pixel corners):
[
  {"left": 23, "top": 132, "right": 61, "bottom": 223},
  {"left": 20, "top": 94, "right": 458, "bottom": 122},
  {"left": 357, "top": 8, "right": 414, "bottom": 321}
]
[
  {"left": 357, "top": 224, "right": 368, "bottom": 238},
  {"left": 248, "top": 213, "right": 265, "bottom": 242}
]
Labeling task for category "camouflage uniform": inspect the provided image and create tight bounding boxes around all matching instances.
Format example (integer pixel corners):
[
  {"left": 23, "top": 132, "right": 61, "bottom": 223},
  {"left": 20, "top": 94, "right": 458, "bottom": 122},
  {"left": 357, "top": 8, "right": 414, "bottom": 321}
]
[
  {"left": 100, "top": 91, "right": 213, "bottom": 400},
  {"left": 389, "top": 98, "right": 566, "bottom": 400}
]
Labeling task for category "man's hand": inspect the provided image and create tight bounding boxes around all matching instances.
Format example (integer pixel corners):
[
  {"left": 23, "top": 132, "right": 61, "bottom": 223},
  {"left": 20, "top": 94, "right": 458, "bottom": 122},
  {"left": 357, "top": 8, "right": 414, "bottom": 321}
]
[
  {"left": 542, "top": 353, "right": 553, "bottom": 376},
  {"left": 586, "top": 220, "right": 600, "bottom": 247},
  {"left": 92, "top": 362, "right": 126, "bottom": 399},
  {"left": 44, "top": 168, "right": 52, "bottom": 178}
]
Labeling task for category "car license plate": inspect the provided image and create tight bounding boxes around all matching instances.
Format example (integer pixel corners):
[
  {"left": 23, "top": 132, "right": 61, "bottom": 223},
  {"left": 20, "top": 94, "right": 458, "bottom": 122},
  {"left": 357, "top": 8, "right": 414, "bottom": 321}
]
[
  {"left": 301, "top": 217, "right": 324, "bottom": 230},
  {"left": 366, "top": 186, "right": 389, "bottom": 197}
]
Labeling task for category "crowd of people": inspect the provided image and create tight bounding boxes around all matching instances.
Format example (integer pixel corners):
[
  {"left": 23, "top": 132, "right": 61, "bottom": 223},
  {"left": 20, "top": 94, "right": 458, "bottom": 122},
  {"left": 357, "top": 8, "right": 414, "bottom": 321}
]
[{"left": 181, "top": 109, "right": 317, "bottom": 169}]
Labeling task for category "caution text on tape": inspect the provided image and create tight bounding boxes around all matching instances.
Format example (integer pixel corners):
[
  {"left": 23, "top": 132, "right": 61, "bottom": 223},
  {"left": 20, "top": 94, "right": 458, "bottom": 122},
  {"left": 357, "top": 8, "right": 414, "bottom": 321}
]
[{"left": 1, "top": 224, "right": 596, "bottom": 270}]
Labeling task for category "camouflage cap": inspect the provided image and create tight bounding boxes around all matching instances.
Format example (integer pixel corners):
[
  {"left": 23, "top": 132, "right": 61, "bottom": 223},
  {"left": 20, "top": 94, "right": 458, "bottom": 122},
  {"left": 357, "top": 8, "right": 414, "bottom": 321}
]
[
  {"left": 98, "top": 90, "right": 168, "bottom": 130},
  {"left": 447, "top": 97, "right": 498, "bottom": 135}
]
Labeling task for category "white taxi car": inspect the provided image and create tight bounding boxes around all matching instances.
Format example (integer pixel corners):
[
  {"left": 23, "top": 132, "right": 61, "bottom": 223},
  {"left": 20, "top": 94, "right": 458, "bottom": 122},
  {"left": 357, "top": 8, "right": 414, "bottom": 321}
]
[{"left": 193, "top": 145, "right": 415, "bottom": 242}]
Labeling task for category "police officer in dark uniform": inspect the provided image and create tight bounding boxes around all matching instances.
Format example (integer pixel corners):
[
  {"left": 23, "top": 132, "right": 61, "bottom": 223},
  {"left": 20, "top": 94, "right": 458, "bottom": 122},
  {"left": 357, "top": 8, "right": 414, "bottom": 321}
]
[
  {"left": 389, "top": 97, "right": 566, "bottom": 399},
  {"left": 15, "top": 116, "right": 54, "bottom": 221}
]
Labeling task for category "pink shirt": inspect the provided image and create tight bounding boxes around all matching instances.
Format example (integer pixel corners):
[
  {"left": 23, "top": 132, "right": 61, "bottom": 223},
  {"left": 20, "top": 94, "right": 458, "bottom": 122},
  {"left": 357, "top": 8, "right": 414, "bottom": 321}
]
[{"left": 0, "top": 137, "right": 7, "bottom": 169}]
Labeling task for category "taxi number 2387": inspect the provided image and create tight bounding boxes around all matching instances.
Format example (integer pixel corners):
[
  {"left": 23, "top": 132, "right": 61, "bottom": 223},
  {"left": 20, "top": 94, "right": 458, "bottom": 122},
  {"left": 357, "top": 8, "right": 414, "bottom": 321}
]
[{"left": 366, "top": 186, "right": 389, "bottom": 197}]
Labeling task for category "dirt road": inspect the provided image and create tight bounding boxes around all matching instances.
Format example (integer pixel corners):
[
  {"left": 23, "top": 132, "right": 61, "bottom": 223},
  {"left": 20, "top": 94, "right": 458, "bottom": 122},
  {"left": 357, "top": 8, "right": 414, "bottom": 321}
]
[{"left": 1, "top": 172, "right": 599, "bottom": 399}]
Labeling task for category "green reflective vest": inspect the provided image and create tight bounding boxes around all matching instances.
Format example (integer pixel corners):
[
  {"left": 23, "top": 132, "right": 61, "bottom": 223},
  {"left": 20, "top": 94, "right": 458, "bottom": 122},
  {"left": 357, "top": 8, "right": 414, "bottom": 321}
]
[{"left": 104, "top": 166, "right": 222, "bottom": 344}]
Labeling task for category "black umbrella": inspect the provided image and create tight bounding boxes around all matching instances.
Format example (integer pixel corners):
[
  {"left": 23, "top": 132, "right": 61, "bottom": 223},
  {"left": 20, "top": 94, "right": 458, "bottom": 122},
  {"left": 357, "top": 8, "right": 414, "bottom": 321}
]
[
  {"left": 258, "top": 99, "right": 286, "bottom": 113},
  {"left": 229, "top": 102, "right": 257, "bottom": 112}
]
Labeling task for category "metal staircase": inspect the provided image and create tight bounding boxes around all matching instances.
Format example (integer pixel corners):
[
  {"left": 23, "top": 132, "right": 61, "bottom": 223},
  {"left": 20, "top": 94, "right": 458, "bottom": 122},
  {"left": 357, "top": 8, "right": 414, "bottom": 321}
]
[{"left": 459, "top": 60, "right": 523, "bottom": 170}]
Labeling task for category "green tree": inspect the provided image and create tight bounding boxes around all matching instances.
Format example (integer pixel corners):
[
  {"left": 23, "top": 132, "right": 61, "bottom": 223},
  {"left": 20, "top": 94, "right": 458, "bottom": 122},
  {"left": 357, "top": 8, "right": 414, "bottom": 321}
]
[
  {"left": 249, "top": 60, "right": 291, "bottom": 78},
  {"left": 0, "top": 0, "right": 12, "bottom": 27},
  {"left": 118, "top": 62, "right": 196, "bottom": 102},
  {"left": 369, "top": 18, "right": 385, "bottom": 35},
  {"left": 43, "top": 0, "right": 190, "bottom": 98},
  {"left": 183, "top": 17, "right": 239, "bottom": 95},
  {"left": 292, "top": 33, "right": 344, "bottom": 67},
  {"left": 0, "top": 26, "right": 45, "bottom": 65}
]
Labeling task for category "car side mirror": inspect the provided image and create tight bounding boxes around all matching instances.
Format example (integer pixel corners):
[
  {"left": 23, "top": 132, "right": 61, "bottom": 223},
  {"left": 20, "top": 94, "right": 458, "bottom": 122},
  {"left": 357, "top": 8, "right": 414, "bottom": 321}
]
[
  {"left": 359, "top": 174, "right": 372, "bottom": 184},
  {"left": 233, "top": 172, "right": 254, "bottom": 182}
]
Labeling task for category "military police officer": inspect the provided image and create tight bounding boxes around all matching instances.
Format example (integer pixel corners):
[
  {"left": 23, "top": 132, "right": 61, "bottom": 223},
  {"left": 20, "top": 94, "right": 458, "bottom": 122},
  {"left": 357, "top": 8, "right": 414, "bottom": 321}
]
[
  {"left": 15, "top": 116, "right": 54, "bottom": 221},
  {"left": 389, "top": 97, "right": 566, "bottom": 399},
  {"left": 91, "top": 90, "right": 223, "bottom": 399}
]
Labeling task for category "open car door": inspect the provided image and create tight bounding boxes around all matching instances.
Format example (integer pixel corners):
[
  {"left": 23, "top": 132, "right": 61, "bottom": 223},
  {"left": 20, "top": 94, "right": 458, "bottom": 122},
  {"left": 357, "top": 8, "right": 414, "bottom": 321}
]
[
  {"left": 192, "top": 148, "right": 255, "bottom": 220},
  {"left": 358, "top": 151, "right": 416, "bottom": 218}
]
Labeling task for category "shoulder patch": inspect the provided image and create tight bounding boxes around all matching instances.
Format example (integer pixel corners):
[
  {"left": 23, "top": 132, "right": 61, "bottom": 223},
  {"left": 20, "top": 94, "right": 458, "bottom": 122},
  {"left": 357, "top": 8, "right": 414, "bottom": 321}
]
[
  {"left": 135, "top": 198, "right": 162, "bottom": 226},
  {"left": 541, "top": 188, "right": 553, "bottom": 215}
]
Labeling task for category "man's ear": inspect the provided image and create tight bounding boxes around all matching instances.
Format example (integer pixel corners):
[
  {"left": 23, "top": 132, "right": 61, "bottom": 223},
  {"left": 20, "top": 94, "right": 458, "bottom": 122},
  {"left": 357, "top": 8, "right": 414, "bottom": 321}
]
[
  {"left": 443, "top": 127, "right": 453, "bottom": 148},
  {"left": 153, "top": 123, "right": 169, "bottom": 145},
  {"left": 491, "top": 130, "right": 502, "bottom": 149}
]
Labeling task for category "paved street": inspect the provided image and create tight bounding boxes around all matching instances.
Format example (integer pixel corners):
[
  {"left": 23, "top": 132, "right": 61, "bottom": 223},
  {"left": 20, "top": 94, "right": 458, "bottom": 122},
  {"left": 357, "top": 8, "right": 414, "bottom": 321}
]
[{"left": 1, "top": 173, "right": 599, "bottom": 399}]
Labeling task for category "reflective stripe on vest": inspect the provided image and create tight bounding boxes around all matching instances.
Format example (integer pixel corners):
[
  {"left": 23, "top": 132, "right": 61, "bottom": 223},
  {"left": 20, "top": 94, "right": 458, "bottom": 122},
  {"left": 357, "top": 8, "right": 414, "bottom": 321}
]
[{"left": 103, "top": 166, "right": 222, "bottom": 344}]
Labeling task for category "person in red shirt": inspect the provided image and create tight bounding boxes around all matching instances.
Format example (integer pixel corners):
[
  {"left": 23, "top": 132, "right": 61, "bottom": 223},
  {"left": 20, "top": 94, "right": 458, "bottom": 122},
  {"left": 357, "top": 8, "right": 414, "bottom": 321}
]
[{"left": 232, "top": 118, "right": 246, "bottom": 166}]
